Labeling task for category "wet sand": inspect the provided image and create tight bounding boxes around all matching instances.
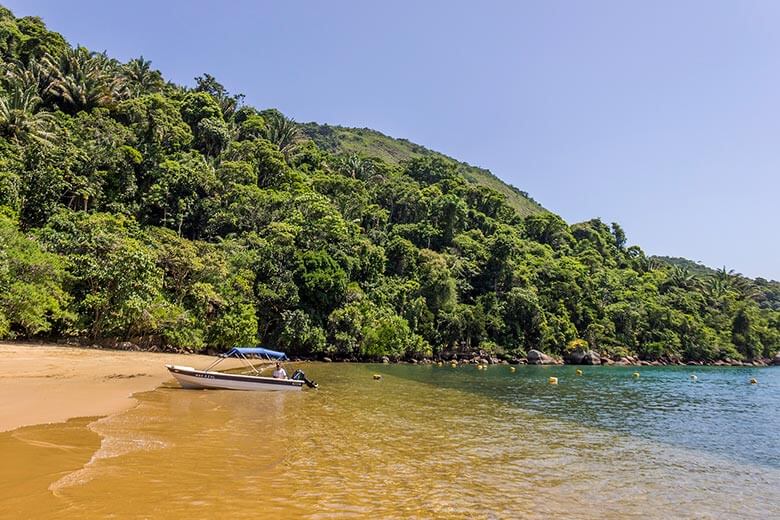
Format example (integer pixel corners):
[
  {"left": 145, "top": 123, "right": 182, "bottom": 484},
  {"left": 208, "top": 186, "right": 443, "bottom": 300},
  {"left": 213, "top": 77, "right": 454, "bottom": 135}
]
[{"left": 0, "top": 342, "right": 249, "bottom": 432}]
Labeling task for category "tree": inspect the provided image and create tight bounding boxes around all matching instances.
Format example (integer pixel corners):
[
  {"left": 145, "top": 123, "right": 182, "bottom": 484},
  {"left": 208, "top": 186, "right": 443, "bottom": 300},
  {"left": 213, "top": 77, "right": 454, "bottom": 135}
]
[
  {"left": 0, "top": 214, "right": 71, "bottom": 337},
  {"left": 0, "top": 81, "right": 54, "bottom": 144},
  {"left": 44, "top": 47, "right": 126, "bottom": 113},
  {"left": 122, "top": 56, "right": 164, "bottom": 96},
  {"left": 263, "top": 110, "right": 303, "bottom": 156}
]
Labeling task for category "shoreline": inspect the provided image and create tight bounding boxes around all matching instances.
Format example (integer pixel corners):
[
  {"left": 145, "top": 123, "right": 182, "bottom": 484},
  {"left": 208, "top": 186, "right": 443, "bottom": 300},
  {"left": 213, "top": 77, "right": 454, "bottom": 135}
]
[
  {"left": 0, "top": 342, "right": 250, "bottom": 432},
  {"left": 1, "top": 341, "right": 775, "bottom": 433}
]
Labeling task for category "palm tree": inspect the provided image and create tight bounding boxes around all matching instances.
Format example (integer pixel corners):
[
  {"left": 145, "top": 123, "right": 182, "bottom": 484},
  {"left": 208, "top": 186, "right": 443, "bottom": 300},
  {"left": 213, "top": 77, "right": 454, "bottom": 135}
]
[
  {"left": 265, "top": 111, "right": 303, "bottom": 156},
  {"left": 704, "top": 277, "right": 729, "bottom": 300},
  {"left": 714, "top": 266, "right": 759, "bottom": 301},
  {"left": 0, "top": 82, "right": 55, "bottom": 145},
  {"left": 122, "top": 56, "right": 163, "bottom": 96},
  {"left": 334, "top": 153, "right": 374, "bottom": 179},
  {"left": 43, "top": 47, "right": 126, "bottom": 113},
  {"left": 667, "top": 265, "right": 698, "bottom": 290}
]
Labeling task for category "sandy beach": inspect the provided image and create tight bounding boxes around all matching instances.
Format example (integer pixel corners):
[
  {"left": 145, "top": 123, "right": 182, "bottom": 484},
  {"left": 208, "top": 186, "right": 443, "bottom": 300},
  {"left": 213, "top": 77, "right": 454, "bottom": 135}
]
[{"left": 0, "top": 342, "right": 249, "bottom": 432}]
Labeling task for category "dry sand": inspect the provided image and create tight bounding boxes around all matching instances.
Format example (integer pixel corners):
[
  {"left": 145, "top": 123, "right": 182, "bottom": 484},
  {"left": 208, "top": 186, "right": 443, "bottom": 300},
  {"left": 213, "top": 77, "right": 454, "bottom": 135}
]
[{"left": 0, "top": 342, "right": 251, "bottom": 432}]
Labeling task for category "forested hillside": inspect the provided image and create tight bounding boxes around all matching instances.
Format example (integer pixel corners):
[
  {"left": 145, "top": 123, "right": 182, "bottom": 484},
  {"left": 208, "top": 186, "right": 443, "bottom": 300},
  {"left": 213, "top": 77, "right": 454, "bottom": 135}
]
[
  {"left": 300, "top": 123, "right": 546, "bottom": 217},
  {"left": 0, "top": 7, "right": 777, "bottom": 361}
]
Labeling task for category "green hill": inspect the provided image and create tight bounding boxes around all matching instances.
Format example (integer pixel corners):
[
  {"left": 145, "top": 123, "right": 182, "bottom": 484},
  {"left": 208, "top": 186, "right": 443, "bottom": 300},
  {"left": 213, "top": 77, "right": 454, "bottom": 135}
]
[
  {"left": 0, "top": 5, "right": 777, "bottom": 362},
  {"left": 300, "top": 124, "right": 546, "bottom": 218}
]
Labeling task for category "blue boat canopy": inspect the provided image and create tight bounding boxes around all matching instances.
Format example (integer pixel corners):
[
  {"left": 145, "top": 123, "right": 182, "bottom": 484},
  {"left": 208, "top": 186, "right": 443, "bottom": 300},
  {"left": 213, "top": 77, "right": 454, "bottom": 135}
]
[{"left": 224, "top": 347, "right": 288, "bottom": 360}]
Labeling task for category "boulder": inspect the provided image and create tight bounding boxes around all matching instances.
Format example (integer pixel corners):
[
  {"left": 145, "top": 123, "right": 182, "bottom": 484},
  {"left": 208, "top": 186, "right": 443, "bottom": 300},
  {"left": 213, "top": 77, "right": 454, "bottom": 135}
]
[
  {"left": 773, "top": 354, "right": 780, "bottom": 366},
  {"left": 527, "top": 349, "right": 555, "bottom": 365},
  {"left": 323, "top": 357, "right": 332, "bottom": 363},
  {"left": 582, "top": 351, "right": 601, "bottom": 365},
  {"left": 564, "top": 349, "right": 587, "bottom": 365},
  {"left": 565, "top": 348, "right": 601, "bottom": 365},
  {"left": 381, "top": 356, "right": 390, "bottom": 364}
]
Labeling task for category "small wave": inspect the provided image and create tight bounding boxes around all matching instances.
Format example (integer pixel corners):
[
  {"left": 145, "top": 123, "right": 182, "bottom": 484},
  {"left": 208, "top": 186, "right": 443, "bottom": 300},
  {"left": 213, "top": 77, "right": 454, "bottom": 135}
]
[{"left": 49, "top": 414, "right": 167, "bottom": 495}]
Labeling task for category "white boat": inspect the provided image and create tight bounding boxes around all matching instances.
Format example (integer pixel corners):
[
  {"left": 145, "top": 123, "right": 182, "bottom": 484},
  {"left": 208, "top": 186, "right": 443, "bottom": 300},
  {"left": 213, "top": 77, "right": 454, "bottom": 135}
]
[{"left": 166, "top": 347, "right": 317, "bottom": 391}]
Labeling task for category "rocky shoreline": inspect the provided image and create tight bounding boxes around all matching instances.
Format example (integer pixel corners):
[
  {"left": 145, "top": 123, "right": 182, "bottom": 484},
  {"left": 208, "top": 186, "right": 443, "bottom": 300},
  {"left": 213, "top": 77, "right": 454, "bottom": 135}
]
[
  {"left": 325, "top": 348, "right": 780, "bottom": 367},
  {"left": 42, "top": 338, "right": 780, "bottom": 368}
]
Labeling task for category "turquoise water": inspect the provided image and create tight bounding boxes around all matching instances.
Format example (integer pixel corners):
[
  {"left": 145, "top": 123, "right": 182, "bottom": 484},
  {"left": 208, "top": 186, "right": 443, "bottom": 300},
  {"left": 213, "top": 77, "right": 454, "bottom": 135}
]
[
  {"left": 385, "top": 364, "right": 780, "bottom": 468},
  {"left": 12, "top": 363, "right": 779, "bottom": 518}
]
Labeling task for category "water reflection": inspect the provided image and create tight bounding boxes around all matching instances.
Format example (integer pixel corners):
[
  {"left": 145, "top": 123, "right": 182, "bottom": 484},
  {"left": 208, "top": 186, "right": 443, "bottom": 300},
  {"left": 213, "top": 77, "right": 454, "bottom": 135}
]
[{"left": 1, "top": 363, "right": 779, "bottom": 519}]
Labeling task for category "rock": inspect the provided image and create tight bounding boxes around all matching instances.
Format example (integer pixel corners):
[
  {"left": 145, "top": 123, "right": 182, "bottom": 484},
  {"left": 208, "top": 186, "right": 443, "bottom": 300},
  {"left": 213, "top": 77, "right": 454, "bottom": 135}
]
[
  {"left": 527, "top": 349, "right": 555, "bottom": 365},
  {"left": 382, "top": 356, "right": 390, "bottom": 364},
  {"left": 773, "top": 354, "right": 780, "bottom": 366},
  {"left": 640, "top": 360, "right": 651, "bottom": 366},
  {"left": 564, "top": 349, "right": 587, "bottom": 365},
  {"left": 116, "top": 341, "right": 140, "bottom": 351},
  {"left": 323, "top": 357, "right": 332, "bottom": 363},
  {"left": 500, "top": 360, "right": 509, "bottom": 365},
  {"left": 582, "top": 351, "right": 601, "bottom": 365},
  {"left": 563, "top": 347, "right": 601, "bottom": 365},
  {"left": 410, "top": 358, "right": 418, "bottom": 364}
]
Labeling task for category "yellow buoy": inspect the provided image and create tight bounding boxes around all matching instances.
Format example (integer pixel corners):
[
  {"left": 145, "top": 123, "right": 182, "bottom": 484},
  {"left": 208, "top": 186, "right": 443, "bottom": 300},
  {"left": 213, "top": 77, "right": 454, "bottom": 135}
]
[
  {"left": 437, "top": 361, "right": 443, "bottom": 366},
  {"left": 509, "top": 366, "right": 516, "bottom": 372},
  {"left": 575, "top": 369, "right": 583, "bottom": 376},
  {"left": 450, "top": 362, "right": 457, "bottom": 368},
  {"left": 750, "top": 378, "right": 758, "bottom": 385},
  {"left": 373, "top": 374, "right": 382, "bottom": 380},
  {"left": 477, "top": 364, "right": 483, "bottom": 370},
  {"left": 633, "top": 372, "right": 640, "bottom": 378},
  {"left": 548, "top": 376, "right": 558, "bottom": 385}
]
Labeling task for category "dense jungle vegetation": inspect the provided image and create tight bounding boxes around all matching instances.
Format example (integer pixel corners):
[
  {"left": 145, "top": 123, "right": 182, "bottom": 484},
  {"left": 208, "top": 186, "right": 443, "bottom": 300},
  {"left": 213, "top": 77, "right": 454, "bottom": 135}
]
[{"left": 0, "top": 7, "right": 778, "bottom": 361}]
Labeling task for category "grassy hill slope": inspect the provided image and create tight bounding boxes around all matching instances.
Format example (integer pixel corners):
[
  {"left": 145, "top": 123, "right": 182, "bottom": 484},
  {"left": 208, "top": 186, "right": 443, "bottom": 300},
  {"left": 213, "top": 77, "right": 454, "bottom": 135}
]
[{"left": 301, "top": 123, "right": 546, "bottom": 218}]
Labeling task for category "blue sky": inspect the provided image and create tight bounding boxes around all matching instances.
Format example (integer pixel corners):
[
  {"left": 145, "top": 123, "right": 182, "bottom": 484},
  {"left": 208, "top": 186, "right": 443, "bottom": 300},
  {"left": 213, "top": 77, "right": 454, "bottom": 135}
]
[{"left": 7, "top": 0, "right": 779, "bottom": 279}]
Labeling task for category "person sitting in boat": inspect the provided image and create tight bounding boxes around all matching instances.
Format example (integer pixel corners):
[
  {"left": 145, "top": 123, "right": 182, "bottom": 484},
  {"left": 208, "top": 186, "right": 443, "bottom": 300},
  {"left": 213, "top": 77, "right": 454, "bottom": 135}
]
[{"left": 273, "top": 362, "right": 288, "bottom": 379}]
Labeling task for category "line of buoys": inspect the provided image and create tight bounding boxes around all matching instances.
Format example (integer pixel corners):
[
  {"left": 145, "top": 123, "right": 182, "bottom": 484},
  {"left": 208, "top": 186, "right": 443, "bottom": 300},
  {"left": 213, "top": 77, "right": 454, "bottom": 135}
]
[
  {"left": 548, "top": 376, "right": 558, "bottom": 385},
  {"left": 633, "top": 372, "right": 640, "bottom": 378},
  {"left": 575, "top": 369, "right": 583, "bottom": 376},
  {"left": 750, "top": 378, "right": 758, "bottom": 385},
  {"left": 373, "top": 374, "right": 382, "bottom": 380}
]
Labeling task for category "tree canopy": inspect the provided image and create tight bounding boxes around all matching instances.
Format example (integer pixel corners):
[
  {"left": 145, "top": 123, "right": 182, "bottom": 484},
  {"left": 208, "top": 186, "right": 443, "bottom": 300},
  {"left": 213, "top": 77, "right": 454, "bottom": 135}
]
[{"left": 0, "top": 7, "right": 777, "bottom": 361}]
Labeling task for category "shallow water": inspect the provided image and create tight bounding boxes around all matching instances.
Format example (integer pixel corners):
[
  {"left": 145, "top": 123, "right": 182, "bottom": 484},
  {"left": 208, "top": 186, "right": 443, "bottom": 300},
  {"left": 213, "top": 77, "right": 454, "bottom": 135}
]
[{"left": 1, "top": 364, "right": 778, "bottom": 519}]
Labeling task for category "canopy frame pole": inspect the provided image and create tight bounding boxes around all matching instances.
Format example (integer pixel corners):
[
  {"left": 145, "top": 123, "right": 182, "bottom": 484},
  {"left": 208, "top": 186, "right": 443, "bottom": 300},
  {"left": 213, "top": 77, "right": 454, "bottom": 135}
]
[
  {"left": 203, "top": 356, "right": 226, "bottom": 372},
  {"left": 238, "top": 351, "right": 262, "bottom": 375},
  {"left": 202, "top": 348, "right": 278, "bottom": 375}
]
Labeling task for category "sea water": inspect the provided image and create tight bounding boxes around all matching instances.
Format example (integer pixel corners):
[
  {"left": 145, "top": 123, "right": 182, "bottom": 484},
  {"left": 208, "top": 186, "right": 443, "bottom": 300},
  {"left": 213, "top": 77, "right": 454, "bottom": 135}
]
[{"left": 1, "top": 364, "right": 778, "bottom": 518}]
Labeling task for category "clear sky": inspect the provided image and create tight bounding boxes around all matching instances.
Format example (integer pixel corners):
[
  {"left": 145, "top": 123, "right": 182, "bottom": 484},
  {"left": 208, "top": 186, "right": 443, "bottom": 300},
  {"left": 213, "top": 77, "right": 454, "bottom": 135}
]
[{"left": 6, "top": 0, "right": 779, "bottom": 279}]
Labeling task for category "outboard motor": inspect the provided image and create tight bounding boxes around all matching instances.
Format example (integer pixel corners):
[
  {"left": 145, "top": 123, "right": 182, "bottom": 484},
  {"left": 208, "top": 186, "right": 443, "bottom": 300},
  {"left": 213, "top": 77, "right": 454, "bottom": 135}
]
[{"left": 292, "top": 369, "right": 318, "bottom": 389}]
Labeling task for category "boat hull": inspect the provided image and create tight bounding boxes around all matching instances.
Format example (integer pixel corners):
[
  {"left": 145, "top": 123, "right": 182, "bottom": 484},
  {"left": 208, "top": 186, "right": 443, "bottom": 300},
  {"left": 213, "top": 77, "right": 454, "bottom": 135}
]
[{"left": 166, "top": 365, "right": 304, "bottom": 391}]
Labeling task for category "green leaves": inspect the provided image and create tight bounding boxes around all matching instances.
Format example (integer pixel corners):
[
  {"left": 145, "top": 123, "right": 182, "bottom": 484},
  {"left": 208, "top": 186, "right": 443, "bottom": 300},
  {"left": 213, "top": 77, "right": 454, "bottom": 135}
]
[{"left": 0, "top": 5, "right": 777, "bottom": 361}]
